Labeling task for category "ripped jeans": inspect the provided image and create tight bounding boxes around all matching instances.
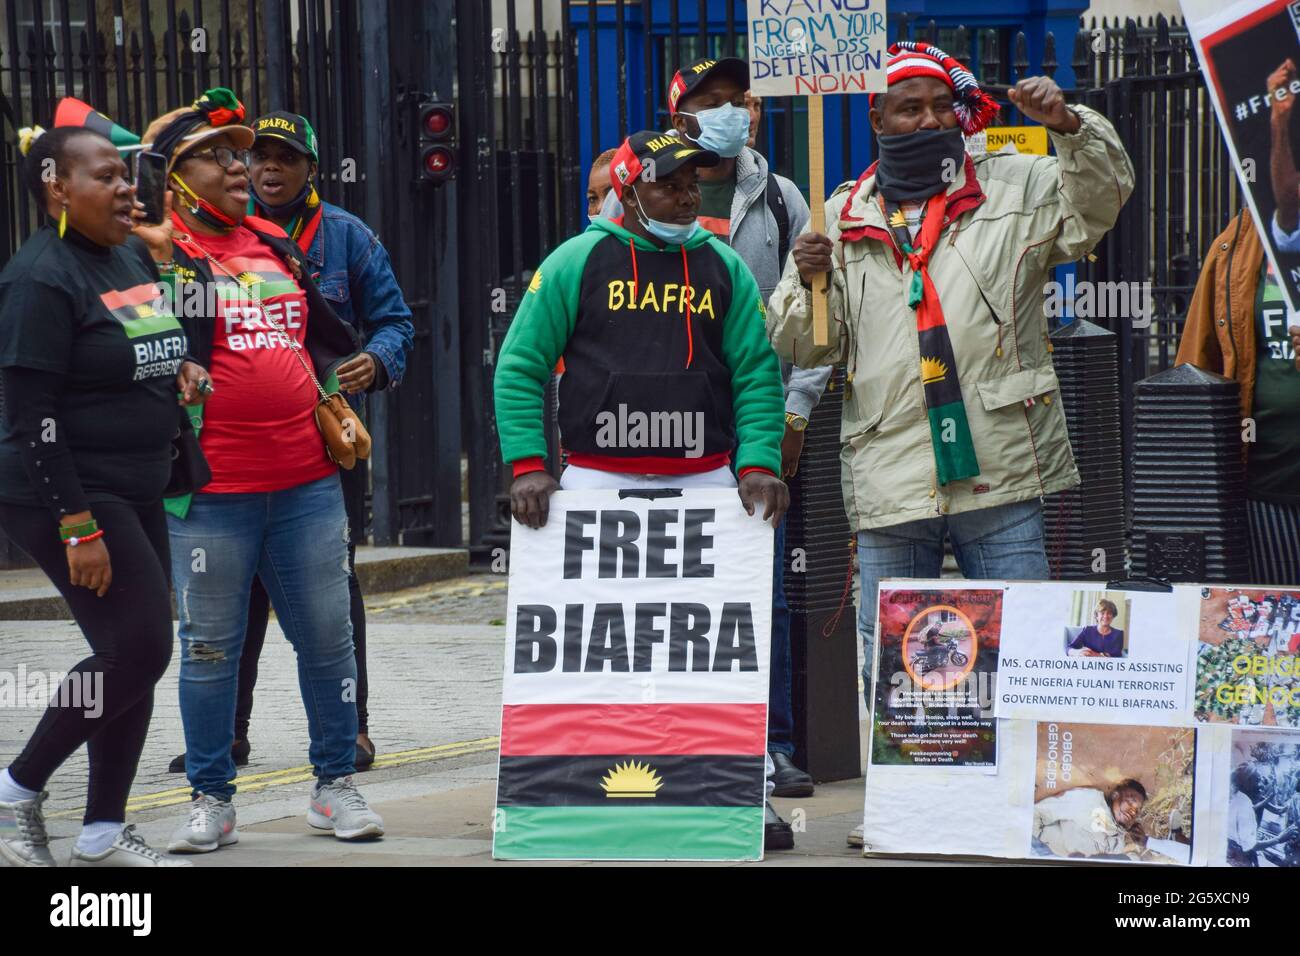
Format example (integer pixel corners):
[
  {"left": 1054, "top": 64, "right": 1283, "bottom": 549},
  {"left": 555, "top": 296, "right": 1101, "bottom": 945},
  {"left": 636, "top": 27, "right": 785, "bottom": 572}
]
[{"left": 167, "top": 474, "right": 357, "bottom": 800}]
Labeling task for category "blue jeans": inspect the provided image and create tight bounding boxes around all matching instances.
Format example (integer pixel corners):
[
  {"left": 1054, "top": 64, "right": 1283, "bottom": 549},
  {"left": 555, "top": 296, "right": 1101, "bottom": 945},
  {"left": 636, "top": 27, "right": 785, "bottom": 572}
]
[
  {"left": 168, "top": 474, "right": 357, "bottom": 800},
  {"left": 856, "top": 498, "right": 1048, "bottom": 707},
  {"left": 768, "top": 518, "right": 794, "bottom": 757}
]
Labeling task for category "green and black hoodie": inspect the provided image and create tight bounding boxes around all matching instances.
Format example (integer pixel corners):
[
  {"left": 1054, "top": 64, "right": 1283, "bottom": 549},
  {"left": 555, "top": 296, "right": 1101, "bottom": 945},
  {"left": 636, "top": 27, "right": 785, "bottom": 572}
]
[{"left": 494, "top": 216, "right": 783, "bottom": 477}]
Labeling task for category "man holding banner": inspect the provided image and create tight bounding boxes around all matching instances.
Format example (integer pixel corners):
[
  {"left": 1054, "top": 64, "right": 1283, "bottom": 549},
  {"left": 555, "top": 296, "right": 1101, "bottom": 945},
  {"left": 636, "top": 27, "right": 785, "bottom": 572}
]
[
  {"left": 492, "top": 129, "right": 795, "bottom": 849},
  {"left": 766, "top": 43, "right": 1134, "bottom": 783}
]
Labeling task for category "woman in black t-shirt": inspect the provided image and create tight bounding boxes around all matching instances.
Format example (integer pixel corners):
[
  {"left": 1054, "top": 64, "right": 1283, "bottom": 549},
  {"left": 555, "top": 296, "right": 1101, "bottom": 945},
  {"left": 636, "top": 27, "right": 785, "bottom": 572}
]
[{"left": 0, "top": 125, "right": 209, "bottom": 868}]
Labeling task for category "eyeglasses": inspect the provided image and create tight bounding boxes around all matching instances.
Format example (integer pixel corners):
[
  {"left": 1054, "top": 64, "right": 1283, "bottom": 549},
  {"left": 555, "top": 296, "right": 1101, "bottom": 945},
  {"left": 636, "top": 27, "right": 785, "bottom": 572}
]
[{"left": 183, "top": 146, "right": 250, "bottom": 169}]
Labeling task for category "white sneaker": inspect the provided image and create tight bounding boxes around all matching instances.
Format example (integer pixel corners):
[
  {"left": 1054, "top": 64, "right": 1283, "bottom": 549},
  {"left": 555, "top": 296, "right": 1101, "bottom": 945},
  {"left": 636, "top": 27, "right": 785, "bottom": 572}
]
[
  {"left": 308, "top": 776, "right": 384, "bottom": 840},
  {"left": 0, "top": 791, "right": 55, "bottom": 867},
  {"left": 847, "top": 824, "right": 864, "bottom": 848},
  {"left": 167, "top": 793, "right": 238, "bottom": 853},
  {"left": 71, "top": 824, "right": 191, "bottom": 867}
]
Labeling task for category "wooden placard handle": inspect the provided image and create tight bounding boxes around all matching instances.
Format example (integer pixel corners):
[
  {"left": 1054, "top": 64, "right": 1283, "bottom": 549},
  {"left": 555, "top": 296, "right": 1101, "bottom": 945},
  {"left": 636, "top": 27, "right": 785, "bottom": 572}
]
[{"left": 807, "top": 96, "right": 828, "bottom": 346}]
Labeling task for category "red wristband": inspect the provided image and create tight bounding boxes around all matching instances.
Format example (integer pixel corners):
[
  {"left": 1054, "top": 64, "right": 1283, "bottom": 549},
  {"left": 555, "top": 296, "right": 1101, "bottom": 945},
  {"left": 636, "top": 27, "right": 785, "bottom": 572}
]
[
  {"left": 738, "top": 466, "right": 777, "bottom": 480},
  {"left": 65, "top": 528, "right": 105, "bottom": 547},
  {"left": 512, "top": 457, "right": 546, "bottom": 478}
]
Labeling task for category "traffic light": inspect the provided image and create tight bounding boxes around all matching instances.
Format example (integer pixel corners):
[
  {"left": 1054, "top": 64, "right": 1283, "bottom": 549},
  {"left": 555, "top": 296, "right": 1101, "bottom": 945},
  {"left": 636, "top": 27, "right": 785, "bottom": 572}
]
[{"left": 418, "top": 100, "right": 455, "bottom": 185}]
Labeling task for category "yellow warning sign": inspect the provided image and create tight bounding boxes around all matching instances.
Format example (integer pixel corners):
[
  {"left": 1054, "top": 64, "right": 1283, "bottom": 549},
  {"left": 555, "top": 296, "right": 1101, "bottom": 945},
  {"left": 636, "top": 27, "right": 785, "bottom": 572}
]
[{"left": 970, "top": 126, "right": 1050, "bottom": 156}]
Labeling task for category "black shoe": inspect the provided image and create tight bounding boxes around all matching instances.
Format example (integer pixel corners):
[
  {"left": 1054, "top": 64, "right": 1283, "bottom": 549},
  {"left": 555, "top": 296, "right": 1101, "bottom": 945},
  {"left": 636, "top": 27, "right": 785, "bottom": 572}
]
[
  {"left": 769, "top": 751, "right": 814, "bottom": 798},
  {"left": 764, "top": 801, "right": 794, "bottom": 851},
  {"left": 355, "top": 738, "right": 376, "bottom": 772},
  {"left": 166, "top": 739, "right": 251, "bottom": 774}
]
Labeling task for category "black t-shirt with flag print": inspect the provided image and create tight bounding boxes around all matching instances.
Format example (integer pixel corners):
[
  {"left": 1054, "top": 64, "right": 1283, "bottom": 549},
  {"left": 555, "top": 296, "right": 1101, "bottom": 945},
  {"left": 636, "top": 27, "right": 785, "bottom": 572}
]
[
  {"left": 1248, "top": 261, "right": 1300, "bottom": 506},
  {"left": 0, "top": 228, "right": 187, "bottom": 507}
]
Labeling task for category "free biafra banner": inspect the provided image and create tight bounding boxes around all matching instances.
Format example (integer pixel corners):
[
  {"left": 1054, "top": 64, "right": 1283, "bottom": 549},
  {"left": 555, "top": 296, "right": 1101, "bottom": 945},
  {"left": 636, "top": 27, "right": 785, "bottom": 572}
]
[
  {"left": 492, "top": 488, "right": 772, "bottom": 861},
  {"left": 869, "top": 585, "right": 1002, "bottom": 769}
]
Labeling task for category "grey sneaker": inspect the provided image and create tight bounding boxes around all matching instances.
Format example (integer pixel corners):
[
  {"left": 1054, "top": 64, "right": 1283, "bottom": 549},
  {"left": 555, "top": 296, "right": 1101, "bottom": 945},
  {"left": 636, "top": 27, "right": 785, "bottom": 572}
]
[
  {"left": 0, "top": 791, "right": 55, "bottom": 867},
  {"left": 308, "top": 776, "right": 384, "bottom": 840},
  {"left": 167, "top": 793, "right": 238, "bottom": 854},
  {"left": 71, "top": 824, "right": 191, "bottom": 867},
  {"left": 847, "top": 824, "right": 864, "bottom": 848}
]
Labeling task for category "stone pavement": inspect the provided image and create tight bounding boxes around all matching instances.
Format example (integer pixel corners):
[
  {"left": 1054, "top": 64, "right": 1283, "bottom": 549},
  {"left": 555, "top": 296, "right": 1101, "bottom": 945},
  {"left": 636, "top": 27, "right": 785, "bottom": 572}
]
[{"left": 0, "top": 572, "right": 989, "bottom": 866}]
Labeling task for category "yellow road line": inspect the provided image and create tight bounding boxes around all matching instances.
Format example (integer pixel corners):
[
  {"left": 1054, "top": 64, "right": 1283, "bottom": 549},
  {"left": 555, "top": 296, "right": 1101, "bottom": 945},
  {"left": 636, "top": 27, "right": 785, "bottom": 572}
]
[{"left": 46, "top": 736, "right": 500, "bottom": 819}]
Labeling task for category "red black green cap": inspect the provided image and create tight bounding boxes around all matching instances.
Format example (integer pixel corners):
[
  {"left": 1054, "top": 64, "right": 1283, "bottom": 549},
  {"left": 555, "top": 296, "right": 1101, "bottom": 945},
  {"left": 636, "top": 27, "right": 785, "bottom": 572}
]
[{"left": 607, "top": 130, "right": 719, "bottom": 199}]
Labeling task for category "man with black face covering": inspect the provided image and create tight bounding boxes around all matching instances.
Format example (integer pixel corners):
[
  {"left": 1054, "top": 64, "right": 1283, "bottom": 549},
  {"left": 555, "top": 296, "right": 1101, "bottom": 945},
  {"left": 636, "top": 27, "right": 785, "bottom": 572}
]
[{"left": 767, "top": 44, "right": 1134, "bottom": 849}]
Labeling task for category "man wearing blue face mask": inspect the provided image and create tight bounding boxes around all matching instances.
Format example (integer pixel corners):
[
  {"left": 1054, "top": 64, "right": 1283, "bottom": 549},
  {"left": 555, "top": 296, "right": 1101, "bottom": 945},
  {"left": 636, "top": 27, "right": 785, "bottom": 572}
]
[{"left": 666, "top": 57, "right": 830, "bottom": 809}]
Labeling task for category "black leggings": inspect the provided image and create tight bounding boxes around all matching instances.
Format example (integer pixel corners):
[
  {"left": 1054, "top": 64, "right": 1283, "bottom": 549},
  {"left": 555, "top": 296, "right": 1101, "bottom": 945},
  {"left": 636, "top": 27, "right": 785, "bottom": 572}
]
[
  {"left": 235, "top": 464, "right": 368, "bottom": 738},
  {"left": 0, "top": 499, "right": 173, "bottom": 824}
]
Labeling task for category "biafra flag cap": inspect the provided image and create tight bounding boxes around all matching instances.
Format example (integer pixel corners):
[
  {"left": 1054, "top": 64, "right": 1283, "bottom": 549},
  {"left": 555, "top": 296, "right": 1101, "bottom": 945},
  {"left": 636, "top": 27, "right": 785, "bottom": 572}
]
[
  {"left": 252, "top": 110, "right": 319, "bottom": 163},
  {"left": 17, "top": 97, "right": 142, "bottom": 157},
  {"left": 667, "top": 56, "right": 749, "bottom": 115},
  {"left": 607, "top": 130, "right": 719, "bottom": 199},
  {"left": 53, "top": 98, "right": 142, "bottom": 150}
]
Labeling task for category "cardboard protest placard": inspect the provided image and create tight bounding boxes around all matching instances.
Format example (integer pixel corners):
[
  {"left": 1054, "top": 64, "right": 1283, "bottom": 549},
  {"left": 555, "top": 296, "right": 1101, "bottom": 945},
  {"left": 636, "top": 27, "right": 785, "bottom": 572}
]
[
  {"left": 1195, "top": 587, "right": 1300, "bottom": 728},
  {"left": 869, "top": 583, "right": 1001, "bottom": 770},
  {"left": 747, "top": 1, "right": 888, "bottom": 344},
  {"left": 747, "top": 1, "right": 888, "bottom": 96},
  {"left": 995, "top": 584, "right": 1197, "bottom": 726},
  {"left": 492, "top": 489, "right": 772, "bottom": 861},
  {"left": 1182, "top": 0, "right": 1300, "bottom": 313},
  {"left": 1224, "top": 729, "right": 1300, "bottom": 866},
  {"left": 1031, "top": 723, "right": 1196, "bottom": 865}
]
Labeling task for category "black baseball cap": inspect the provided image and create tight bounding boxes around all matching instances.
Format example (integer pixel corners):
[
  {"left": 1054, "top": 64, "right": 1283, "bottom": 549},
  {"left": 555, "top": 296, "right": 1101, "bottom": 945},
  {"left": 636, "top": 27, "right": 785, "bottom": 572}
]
[
  {"left": 251, "top": 110, "right": 318, "bottom": 162},
  {"left": 607, "top": 130, "right": 719, "bottom": 199},
  {"left": 667, "top": 57, "right": 750, "bottom": 115}
]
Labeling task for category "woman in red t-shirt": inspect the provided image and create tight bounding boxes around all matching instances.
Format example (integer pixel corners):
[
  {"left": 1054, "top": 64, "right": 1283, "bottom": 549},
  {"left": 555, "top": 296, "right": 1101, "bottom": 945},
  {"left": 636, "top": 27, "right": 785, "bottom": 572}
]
[{"left": 137, "top": 89, "right": 384, "bottom": 856}]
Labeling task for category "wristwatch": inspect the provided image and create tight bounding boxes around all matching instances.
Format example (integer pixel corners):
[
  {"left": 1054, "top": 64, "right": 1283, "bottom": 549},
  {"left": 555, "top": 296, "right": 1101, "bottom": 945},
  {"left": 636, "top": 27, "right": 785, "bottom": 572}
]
[{"left": 785, "top": 412, "right": 809, "bottom": 432}]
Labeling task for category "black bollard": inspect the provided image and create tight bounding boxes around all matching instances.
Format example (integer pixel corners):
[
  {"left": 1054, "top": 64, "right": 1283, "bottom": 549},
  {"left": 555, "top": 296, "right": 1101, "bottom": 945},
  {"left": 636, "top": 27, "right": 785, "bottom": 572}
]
[
  {"left": 1044, "top": 319, "right": 1128, "bottom": 580},
  {"left": 1129, "top": 363, "right": 1249, "bottom": 582},
  {"left": 784, "top": 369, "right": 863, "bottom": 783}
]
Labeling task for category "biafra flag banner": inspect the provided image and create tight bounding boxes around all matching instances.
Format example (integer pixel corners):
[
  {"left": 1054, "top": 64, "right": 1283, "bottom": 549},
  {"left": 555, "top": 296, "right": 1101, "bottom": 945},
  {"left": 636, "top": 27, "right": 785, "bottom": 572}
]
[{"left": 493, "top": 488, "right": 773, "bottom": 861}]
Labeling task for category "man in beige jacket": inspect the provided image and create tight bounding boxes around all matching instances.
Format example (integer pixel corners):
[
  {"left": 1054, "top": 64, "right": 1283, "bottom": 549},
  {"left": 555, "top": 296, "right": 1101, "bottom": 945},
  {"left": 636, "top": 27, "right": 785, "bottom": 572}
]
[{"left": 767, "top": 42, "right": 1134, "bottom": 729}]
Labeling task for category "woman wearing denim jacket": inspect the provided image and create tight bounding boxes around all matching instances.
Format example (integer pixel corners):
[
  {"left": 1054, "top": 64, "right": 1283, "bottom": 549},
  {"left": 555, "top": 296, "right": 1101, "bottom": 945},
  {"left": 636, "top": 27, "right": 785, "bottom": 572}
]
[{"left": 138, "top": 89, "right": 387, "bottom": 854}]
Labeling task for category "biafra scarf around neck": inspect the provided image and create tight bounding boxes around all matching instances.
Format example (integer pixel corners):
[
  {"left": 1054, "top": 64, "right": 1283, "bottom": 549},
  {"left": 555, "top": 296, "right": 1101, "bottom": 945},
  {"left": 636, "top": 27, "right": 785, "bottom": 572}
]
[
  {"left": 882, "top": 189, "right": 981, "bottom": 486},
  {"left": 252, "top": 181, "right": 323, "bottom": 254}
]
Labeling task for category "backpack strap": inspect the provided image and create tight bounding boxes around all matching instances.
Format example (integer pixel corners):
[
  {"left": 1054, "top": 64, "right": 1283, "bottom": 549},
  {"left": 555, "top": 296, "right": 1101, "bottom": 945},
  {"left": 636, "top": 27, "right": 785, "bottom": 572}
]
[{"left": 766, "top": 172, "right": 791, "bottom": 273}]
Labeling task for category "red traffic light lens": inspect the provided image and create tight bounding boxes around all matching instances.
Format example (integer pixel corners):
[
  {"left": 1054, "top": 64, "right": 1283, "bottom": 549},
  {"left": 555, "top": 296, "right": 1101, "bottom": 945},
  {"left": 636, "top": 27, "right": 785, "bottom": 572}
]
[
  {"left": 423, "top": 108, "right": 452, "bottom": 137},
  {"left": 424, "top": 146, "right": 454, "bottom": 176}
]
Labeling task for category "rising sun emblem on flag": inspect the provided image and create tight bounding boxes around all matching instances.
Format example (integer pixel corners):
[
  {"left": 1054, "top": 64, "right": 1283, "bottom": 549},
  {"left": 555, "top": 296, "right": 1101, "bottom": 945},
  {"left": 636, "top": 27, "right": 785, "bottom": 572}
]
[
  {"left": 600, "top": 760, "right": 664, "bottom": 798},
  {"left": 888, "top": 208, "right": 908, "bottom": 229},
  {"left": 920, "top": 356, "right": 948, "bottom": 385}
]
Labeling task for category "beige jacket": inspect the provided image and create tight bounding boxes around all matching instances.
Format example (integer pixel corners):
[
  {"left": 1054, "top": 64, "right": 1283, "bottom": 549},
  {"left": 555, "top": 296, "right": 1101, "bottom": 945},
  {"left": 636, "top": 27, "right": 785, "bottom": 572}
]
[{"left": 767, "top": 105, "right": 1134, "bottom": 530}]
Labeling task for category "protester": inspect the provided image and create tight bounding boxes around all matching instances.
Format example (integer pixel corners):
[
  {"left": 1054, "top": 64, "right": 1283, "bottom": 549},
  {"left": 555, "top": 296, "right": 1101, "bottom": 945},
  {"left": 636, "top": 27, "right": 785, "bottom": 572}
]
[
  {"left": 1176, "top": 206, "right": 1300, "bottom": 586},
  {"left": 743, "top": 91, "right": 762, "bottom": 150},
  {"left": 662, "top": 57, "right": 830, "bottom": 810},
  {"left": 493, "top": 129, "right": 791, "bottom": 849},
  {"left": 161, "top": 110, "right": 415, "bottom": 776},
  {"left": 765, "top": 42, "right": 1134, "bottom": 846},
  {"left": 139, "top": 89, "right": 384, "bottom": 853},
  {"left": 587, "top": 147, "right": 618, "bottom": 219},
  {"left": 0, "top": 120, "right": 207, "bottom": 867}
]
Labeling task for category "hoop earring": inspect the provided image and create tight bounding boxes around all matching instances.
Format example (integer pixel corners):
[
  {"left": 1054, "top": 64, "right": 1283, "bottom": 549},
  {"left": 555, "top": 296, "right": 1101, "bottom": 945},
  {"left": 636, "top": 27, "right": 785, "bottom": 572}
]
[{"left": 57, "top": 204, "right": 68, "bottom": 238}]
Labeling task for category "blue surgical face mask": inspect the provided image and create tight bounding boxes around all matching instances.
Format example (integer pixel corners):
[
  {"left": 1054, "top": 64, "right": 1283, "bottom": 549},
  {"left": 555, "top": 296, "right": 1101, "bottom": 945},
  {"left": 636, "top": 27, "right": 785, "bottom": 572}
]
[
  {"left": 630, "top": 187, "right": 700, "bottom": 245},
  {"left": 679, "top": 103, "right": 750, "bottom": 158}
]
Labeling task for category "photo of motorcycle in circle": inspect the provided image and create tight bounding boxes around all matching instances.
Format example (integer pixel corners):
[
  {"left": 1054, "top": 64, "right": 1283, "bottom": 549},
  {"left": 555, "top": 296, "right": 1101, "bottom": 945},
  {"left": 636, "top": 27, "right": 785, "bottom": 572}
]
[{"left": 901, "top": 605, "right": 978, "bottom": 691}]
